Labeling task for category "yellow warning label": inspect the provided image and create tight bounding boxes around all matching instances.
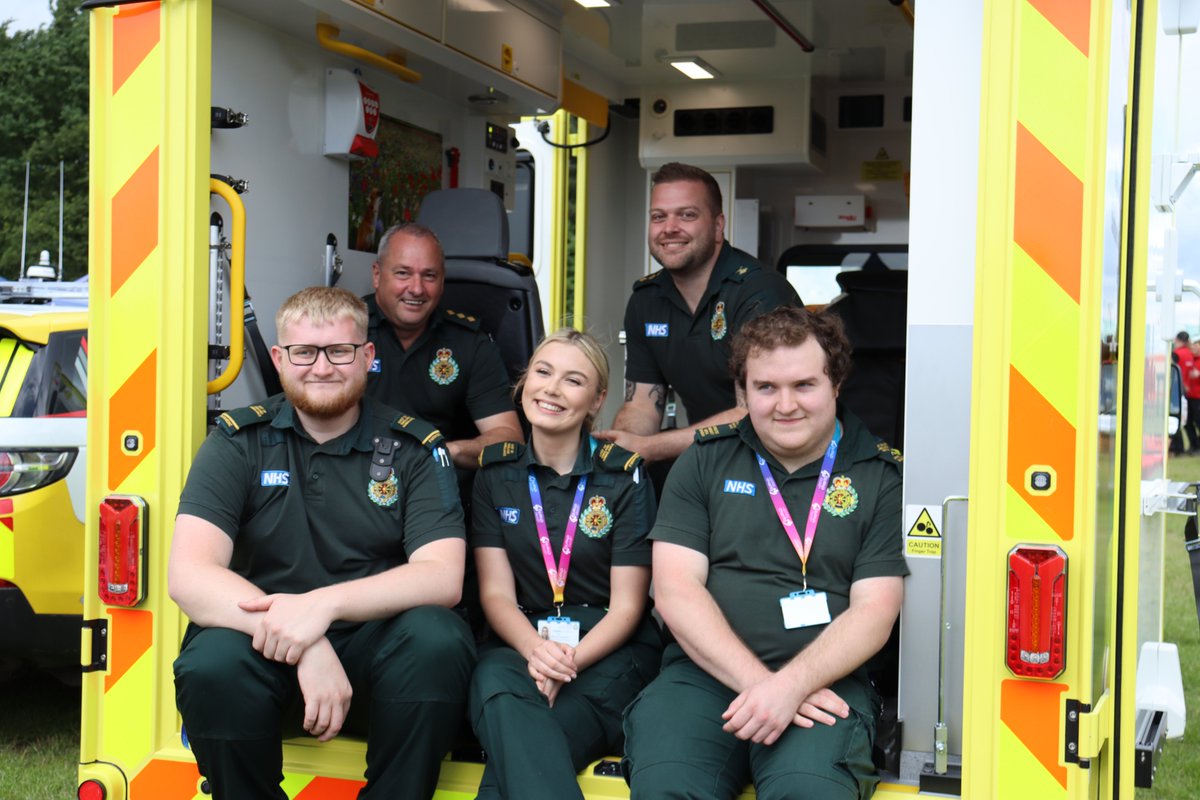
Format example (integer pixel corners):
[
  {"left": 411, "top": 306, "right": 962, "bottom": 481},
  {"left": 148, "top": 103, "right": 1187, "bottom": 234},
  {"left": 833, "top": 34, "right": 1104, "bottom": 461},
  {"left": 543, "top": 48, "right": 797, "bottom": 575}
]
[
  {"left": 875, "top": 148, "right": 890, "bottom": 160},
  {"left": 906, "top": 508, "right": 941, "bottom": 557},
  {"left": 501, "top": 44, "right": 514, "bottom": 73},
  {"left": 861, "top": 160, "right": 904, "bottom": 181}
]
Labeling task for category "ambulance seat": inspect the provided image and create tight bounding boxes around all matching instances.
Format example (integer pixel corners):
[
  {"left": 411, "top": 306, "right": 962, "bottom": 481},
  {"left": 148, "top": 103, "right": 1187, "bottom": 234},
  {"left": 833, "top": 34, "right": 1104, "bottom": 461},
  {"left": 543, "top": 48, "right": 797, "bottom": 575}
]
[
  {"left": 825, "top": 267, "right": 907, "bottom": 450},
  {"left": 417, "top": 188, "right": 545, "bottom": 382}
]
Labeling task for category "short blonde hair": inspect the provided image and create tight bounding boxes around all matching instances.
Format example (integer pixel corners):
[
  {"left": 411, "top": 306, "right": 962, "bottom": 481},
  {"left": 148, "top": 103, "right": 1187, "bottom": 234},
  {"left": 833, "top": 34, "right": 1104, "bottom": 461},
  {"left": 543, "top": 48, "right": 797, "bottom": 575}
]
[
  {"left": 515, "top": 328, "right": 610, "bottom": 429},
  {"left": 276, "top": 286, "right": 368, "bottom": 340}
]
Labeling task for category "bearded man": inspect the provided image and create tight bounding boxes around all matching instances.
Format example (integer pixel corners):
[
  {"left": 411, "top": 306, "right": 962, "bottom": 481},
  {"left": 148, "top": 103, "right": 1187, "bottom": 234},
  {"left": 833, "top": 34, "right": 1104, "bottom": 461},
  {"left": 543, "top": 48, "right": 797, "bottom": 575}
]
[{"left": 169, "top": 286, "right": 475, "bottom": 800}]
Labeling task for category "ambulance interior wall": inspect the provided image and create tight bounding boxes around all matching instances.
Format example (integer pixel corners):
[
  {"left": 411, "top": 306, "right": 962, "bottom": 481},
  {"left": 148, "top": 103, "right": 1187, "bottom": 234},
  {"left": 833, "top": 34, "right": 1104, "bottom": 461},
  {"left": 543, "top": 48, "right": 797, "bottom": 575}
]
[{"left": 209, "top": 4, "right": 514, "bottom": 409}]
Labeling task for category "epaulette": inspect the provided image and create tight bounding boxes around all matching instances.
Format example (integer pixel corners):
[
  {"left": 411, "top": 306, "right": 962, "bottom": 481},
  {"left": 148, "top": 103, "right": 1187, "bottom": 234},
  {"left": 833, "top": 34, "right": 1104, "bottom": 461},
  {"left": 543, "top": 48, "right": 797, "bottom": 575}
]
[
  {"left": 478, "top": 440, "right": 526, "bottom": 467},
  {"left": 593, "top": 440, "right": 643, "bottom": 473},
  {"left": 631, "top": 270, "right": 664, "bottom": 290},
  {"left": 215, "top": 403, "right": 275, "bottom": 436},
  {"left": 694, "top": 420, "right": 741, "bottom": 444},
  {"left": 442, "top": 308, "right": 481, "bottom": 330},
  {"left": 875, "top": 440, "right": 903, "bottom": 463},
  {"left": 390, "top": 413, "right": 446, "bottom": 450},
  {"left": 723, "top": 263, "right": 759, "bottom": 284}
]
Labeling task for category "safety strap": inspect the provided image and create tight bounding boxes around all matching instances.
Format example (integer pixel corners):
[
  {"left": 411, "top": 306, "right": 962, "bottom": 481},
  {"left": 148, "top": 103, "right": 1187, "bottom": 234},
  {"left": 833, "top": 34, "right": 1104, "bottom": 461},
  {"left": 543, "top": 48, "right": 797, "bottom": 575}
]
[{"left": 243, "top": 289, "right": 282, "bottom": 397}]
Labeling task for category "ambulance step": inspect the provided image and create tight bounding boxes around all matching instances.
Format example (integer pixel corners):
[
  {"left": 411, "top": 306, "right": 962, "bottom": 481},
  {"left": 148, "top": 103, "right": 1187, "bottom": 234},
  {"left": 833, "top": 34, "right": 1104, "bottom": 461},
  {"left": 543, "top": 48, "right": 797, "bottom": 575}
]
[{"left": 1134, "top": 708, "right": 1167, "bottom": 788}]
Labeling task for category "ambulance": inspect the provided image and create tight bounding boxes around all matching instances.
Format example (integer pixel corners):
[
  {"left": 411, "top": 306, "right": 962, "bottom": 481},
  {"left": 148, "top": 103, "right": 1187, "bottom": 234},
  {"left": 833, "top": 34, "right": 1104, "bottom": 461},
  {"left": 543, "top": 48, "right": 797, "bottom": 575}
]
[{"left": 78, "top": 0, "right": 1198, "bottom": 798}]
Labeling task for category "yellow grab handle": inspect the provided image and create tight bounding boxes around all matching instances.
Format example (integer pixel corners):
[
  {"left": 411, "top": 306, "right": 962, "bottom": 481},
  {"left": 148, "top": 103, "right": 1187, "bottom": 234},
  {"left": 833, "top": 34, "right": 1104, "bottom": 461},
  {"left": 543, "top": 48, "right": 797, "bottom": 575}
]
[
  {"left": 208, "top": 179, "right": 246, "bottom": 394},
  {"left": 316, "top": 23, "right": 421, "bottom": 83}
]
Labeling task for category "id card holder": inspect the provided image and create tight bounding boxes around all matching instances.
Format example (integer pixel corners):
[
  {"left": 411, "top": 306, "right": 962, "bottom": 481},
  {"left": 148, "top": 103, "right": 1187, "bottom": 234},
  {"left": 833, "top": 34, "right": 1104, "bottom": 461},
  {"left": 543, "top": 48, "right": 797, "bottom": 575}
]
[
  {"left": 535, "top": 616, "right": 581, "bottom": 647},
  {"left": 780, "top": 590, "right": 831, "bottom": 629}
]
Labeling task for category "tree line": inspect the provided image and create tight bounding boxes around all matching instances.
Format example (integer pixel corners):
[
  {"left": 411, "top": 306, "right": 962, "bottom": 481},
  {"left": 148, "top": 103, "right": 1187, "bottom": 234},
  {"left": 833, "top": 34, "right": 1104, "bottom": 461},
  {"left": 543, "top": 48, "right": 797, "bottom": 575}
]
[{"left": 0, "top": 0, "right": 87, "bottom": 280}]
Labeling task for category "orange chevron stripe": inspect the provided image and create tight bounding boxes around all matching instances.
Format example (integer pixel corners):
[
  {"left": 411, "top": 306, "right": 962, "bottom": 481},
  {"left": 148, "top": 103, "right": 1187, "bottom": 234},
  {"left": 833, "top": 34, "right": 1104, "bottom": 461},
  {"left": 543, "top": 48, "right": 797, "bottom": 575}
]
[
  {"left": 1026, "top": 0, "right": 1091, "bottom": 56},
  {"left": 111, "top": 148, "right": 159, "bottom": 296},
  {"left": 1001, "top": 679, "right": 1069, "bottom": 789},
  {"left": 112, "top": 2, "right": 160, "bottom": 94},
  {"left": 1014, "top": 124, "right": 1083, "bottom": 304},
  {"left": 1007, "top": 366, "right": 1075, "bottom": 540},
  {"left": 108, "top": 351, "right": 157, "bottom": 490},
  {"left": 294, "top": 777, "right": 366, "bottom": 799},
  {"left": 105, "top": 608, "right": 153, "bottom": 692},
  {"left": 130, "top": 758, "right": 201, "bottom": 800}
]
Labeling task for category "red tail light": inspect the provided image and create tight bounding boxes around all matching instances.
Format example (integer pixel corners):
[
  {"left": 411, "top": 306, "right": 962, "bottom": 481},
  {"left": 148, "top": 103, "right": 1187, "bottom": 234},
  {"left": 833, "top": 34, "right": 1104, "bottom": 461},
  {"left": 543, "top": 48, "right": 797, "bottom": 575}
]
[
  {"left": 1006, "top": 544, "right": 1067, "bottom": 679},
  {"left": 77, "top": 779, "right": 106, "bottom": 800},
  {"left": 98, "top": 495, "right": 147, "bottom": 607}
]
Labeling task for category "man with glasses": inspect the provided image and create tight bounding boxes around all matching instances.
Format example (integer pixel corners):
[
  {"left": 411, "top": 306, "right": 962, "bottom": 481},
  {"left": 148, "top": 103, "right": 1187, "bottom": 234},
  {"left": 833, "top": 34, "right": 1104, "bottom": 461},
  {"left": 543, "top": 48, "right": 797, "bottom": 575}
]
[
  {"left": 367, "top": 223, "right": 523, "bottom": 469},
  {"left": 169, "top": 286, "right": 475, "bottom": 800}
]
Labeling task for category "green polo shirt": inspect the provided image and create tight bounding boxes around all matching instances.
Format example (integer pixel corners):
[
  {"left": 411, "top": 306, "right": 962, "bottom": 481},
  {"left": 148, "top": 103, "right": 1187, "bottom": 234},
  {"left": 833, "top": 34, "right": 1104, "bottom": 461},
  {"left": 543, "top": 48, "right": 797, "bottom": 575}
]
[
  {"left": 470, "top": 436, "right": 656, "bottom": 614},
  {"left": 650, "top": 411, "right": 906, "bottom": 673},
  {"left": 623, "top": 242, "right": 800, "bottom": 422},
  {"left": 364, "top": 295, "right": 515, "bottom": 441},
  {"left": 177, "top": 395, "right": 464, "bottom": 598}
]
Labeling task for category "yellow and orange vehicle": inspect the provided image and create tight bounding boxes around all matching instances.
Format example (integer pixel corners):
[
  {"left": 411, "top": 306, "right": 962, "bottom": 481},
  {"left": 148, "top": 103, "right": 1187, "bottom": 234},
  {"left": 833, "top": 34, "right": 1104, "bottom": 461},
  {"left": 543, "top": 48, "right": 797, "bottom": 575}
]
[
  {"left": 77, "top": 0, "right": 1196, "bottom": 798},
  {"left": 0, "top": 275, "right": 88, "bottom": 675}
]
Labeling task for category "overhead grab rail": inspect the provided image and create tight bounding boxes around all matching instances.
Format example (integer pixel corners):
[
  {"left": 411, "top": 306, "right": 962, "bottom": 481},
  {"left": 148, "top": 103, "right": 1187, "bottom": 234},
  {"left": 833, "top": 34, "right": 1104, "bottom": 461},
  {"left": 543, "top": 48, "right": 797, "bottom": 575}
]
[
  {"left": 315, "top": 23, "right": 421, "bottom": 83},
  {"left": 208, "top": 178, "right": 246, "bottom": 395}
]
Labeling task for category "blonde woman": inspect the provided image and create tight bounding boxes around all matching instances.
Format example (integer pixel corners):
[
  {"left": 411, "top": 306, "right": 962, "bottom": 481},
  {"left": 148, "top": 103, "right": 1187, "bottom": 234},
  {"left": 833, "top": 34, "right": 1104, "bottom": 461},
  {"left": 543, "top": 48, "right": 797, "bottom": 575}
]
[{"left": 467, "top": 329, "right": 661, "bottom": 799}]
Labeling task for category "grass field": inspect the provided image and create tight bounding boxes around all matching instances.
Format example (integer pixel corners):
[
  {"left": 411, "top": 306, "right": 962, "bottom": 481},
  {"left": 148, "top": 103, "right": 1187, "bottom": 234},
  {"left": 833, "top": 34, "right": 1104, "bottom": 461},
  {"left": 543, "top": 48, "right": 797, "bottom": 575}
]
[{"left": 1, "top": 462, "right": 1196, "bottom": 799}]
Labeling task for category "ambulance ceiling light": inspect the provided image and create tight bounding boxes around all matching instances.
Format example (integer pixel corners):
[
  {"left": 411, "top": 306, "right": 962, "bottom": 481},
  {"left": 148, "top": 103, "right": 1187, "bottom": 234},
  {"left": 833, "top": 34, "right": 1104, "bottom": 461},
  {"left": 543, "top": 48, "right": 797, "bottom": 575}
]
[
  {"left": 667, "top": 57, "right": 721, "bottom": 81},
  {"left": 574, "top": 0, "right": 619, "bottom": 8}
]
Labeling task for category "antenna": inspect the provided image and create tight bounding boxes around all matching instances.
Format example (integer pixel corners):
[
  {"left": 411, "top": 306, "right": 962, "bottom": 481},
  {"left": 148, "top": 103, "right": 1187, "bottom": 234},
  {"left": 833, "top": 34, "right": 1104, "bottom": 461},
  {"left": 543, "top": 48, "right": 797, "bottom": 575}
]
[
  {"left": 58, "top": 161, "right": 65, "bottom": 280},
  {"left": 20, "top": 162, "right": 30, "bottom": 280}
]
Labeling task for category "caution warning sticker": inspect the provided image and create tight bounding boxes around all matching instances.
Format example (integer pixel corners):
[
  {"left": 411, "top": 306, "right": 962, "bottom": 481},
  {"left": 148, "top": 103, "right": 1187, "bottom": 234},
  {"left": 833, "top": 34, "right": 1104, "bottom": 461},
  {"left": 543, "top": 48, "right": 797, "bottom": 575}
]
[{"left": 904, "top": 505, "right": 942, "bottom": 558}]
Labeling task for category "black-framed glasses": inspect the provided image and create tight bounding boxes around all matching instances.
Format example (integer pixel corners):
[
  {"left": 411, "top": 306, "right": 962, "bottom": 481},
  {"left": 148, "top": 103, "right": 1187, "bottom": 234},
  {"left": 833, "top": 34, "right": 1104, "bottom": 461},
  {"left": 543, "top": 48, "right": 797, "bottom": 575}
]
[{"left": 280, "top": 343, "right": 367, "bottom": 366}]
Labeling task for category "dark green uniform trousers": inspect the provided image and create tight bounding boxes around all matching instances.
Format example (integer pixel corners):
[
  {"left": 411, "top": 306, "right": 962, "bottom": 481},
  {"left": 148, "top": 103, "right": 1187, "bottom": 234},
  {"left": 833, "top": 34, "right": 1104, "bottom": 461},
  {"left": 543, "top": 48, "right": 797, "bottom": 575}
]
[
  {"left": 468, "top": 606, "right": 660, "bottom": 800},
  {"left": 174, "top": 606, "right": 476, "bottom": 800},
  {"left": 622, "top": 646, "right": 879, "bottom": 800}
]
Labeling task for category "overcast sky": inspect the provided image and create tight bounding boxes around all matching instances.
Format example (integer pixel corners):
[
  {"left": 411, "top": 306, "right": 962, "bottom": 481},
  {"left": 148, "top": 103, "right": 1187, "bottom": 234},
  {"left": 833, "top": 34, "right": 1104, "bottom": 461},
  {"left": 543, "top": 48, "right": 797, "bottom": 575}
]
[{"left": 0, "top": 0, "right": 53, "bottom": 32}]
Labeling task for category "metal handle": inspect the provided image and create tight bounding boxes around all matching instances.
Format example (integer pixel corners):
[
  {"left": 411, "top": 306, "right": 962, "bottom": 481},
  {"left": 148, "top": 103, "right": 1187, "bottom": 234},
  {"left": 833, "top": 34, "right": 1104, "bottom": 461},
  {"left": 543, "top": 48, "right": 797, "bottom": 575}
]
[
  {"left": 316, "top": 23, "right": 421, "bottom": 83},
  {"left": 935, "top": 494, "right": 969, "bottom": 774},
  {"left": 207, "top": 179, "right": 246, "bottom": 395}
]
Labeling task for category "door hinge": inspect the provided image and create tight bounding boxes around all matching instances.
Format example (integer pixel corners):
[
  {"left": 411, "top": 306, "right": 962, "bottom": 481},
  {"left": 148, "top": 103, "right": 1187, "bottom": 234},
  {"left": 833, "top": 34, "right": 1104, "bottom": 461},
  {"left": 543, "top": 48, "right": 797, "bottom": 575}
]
[
  {"left": 81, "top": 618, "right": 109, "bottom": 674},
  {"left": 1065, "top": 692, "right": 1111, "bottom": 766}
]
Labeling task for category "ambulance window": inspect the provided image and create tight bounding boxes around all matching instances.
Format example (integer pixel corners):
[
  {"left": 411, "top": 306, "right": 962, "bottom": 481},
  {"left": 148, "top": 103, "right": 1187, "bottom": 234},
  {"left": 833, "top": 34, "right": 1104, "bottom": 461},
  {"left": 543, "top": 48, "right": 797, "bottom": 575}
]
[
  {"left": 10, "top": 330, "right": 87, "bottom": 417},
  {"left": 780, "top": 248, "right": 908, "bottom": 305}
]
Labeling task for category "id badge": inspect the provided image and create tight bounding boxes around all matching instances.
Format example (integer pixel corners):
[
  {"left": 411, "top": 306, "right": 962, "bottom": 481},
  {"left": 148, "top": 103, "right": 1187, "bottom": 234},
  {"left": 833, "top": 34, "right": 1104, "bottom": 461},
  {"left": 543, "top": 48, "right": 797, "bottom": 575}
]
[
  {"left": 779, "top": 590, "right": 831, "bottom": 630},
  {"left": 535, "top": 616, "right": 581, "bottom": 647}
]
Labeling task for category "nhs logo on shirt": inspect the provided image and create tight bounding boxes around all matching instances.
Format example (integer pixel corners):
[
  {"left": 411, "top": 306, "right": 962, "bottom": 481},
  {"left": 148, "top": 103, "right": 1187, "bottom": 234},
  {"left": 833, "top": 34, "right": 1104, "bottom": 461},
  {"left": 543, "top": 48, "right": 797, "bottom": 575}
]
[
  {"left": 369, "top": 358, "right": 382, "bottom": 373},
  {"left": 497, "top": 507, "right": 521, "bottom": 525},
  {"left": 260, "top": 470, "right": 291, "bottom": 487},
  {"left": 723, "top": 479, "right": 756, "bottom": 496},
  {"left": 645, "top": 323, "right": 669, "bottom": 338}
]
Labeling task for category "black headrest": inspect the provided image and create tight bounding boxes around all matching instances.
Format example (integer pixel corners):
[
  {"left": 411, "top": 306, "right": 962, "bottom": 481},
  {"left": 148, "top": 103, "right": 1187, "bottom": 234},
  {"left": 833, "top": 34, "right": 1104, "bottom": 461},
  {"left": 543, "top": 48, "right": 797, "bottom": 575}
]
[{"left": 417, "top": 189, "right": 509, "bottom": 260}]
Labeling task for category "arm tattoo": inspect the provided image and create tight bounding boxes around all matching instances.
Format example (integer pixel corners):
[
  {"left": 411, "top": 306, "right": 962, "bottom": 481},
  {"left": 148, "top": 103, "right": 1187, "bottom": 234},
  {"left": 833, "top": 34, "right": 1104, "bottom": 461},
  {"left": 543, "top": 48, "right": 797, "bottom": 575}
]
[
  {"left": 649, "top": 384, "right": 668, "bottom": 415},
  {"left": 624, "top": 380, "right": 636, "bottom": 402}
]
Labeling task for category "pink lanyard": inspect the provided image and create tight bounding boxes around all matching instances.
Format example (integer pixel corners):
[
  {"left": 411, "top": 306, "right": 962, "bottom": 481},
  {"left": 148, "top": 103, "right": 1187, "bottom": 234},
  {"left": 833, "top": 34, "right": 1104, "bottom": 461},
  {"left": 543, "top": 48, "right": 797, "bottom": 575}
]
[
  {"left": 755, "top": 421, "right": 842, "bottom": 590},
  {"left": 528, "top": 471, "right": 589, "bottom": 610}
]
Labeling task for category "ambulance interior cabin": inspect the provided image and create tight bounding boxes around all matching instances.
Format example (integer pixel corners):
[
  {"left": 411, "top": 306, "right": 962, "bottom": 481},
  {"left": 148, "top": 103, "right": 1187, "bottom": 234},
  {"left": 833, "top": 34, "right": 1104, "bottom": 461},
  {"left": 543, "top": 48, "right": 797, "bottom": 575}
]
[{"left": 201, "top": 0, "right": 1083, "bottom": 791}]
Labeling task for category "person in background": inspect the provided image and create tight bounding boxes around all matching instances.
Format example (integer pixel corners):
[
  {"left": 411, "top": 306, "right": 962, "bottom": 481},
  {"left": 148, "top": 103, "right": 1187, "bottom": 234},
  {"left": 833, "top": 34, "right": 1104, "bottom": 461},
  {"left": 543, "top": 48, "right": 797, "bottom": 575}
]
[
  {"left": 623, "top": 306, "right": 906, "bottom": 800},
  {"left": 170, "top": 287, "right": 475, "bottom": 800},
  {"left": 366, "top": 223, "right": 523, "bottom": 469},
  {"left": 469, "top": 328, "right": 661, "bottom": 799},
  {"left": 594, "top": 162, "right": 800, "bottom": 467},
  {"left": 1171, "top": 331, "right": 1192, "bottom": 454}
]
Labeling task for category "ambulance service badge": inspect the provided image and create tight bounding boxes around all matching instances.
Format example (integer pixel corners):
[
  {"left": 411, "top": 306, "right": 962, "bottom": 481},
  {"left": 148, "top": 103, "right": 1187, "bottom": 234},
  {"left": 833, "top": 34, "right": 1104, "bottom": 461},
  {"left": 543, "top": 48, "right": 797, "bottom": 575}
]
[
  {"left": 823, "top": 475, "right": 858, "bottom": 517},
  {"left": 711, "top": 300, "right": 727, "bottom": 341},
  {"left": 580, "top": 495, "right": 613, "bottom": 538},
  {"left": 429, "top": 348, "right": 460, "bottom": 385},
  {"left": 368, "top": 469, "right": 399, "bottom": 507}
]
